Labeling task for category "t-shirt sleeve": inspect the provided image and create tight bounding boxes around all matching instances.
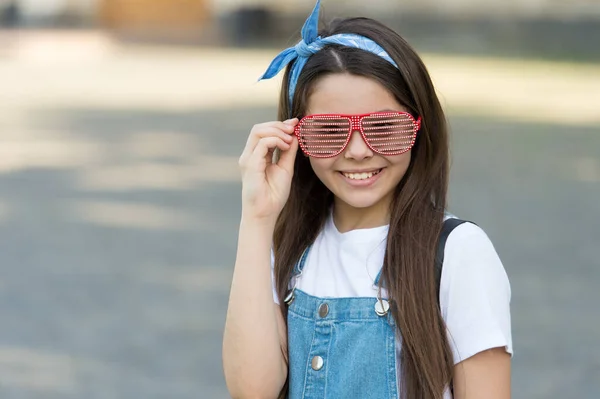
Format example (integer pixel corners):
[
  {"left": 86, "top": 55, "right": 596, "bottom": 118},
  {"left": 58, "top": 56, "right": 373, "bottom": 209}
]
[
  {"left": 271, "top": 248, "right": 280, "bottom": 305},
  {"left": 439, "top": 223, "right": 513, "bottom": 364}
]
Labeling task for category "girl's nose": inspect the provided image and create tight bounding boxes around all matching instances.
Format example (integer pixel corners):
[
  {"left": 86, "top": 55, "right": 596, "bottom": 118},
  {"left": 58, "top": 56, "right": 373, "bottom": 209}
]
[{"left": 344, "top": 130, "right": 373, "bottom": 160}]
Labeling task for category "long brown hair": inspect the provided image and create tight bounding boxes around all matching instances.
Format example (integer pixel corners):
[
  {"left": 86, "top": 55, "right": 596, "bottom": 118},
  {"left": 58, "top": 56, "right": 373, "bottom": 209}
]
[{"left": 273, "top": 17, "right": 453, "bottom": 399}]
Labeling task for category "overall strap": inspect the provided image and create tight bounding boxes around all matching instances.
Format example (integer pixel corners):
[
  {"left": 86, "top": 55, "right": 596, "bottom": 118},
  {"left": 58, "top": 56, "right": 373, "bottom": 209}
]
[
  {"left": 283, "top": 245, "right": 313, "bottom": 306},
  {"left": 292, "top": 245, "right": 312, "bottom": 276}
]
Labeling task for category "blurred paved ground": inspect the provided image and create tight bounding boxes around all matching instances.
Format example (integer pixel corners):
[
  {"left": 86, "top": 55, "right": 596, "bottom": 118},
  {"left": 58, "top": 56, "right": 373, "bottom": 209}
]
[{"left": 0, "top": 30, "right": 599, "bottom": 399}]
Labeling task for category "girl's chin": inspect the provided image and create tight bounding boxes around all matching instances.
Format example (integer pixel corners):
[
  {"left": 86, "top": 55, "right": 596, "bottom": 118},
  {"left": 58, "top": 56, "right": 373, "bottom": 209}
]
[{"left": 333, "top": 193, "right": 385, "bottom": 210}]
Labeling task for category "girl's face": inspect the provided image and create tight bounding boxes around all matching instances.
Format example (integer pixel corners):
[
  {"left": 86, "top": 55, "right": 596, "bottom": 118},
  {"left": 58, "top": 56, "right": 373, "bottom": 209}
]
[{"left": 306, "top": 73, "right": 412, "bottom": 213}]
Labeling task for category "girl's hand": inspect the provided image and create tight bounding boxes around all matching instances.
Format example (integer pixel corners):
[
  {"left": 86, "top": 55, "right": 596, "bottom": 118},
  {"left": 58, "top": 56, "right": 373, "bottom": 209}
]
[{"left": 238, "top": 118, "right": 299, "bottom": 223}]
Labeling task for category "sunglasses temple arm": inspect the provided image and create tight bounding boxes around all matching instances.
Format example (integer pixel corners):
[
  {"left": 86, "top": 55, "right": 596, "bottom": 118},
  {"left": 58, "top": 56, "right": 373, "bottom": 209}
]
[{"left": 416, "top": 116, "right": 422, "bottom": 131}]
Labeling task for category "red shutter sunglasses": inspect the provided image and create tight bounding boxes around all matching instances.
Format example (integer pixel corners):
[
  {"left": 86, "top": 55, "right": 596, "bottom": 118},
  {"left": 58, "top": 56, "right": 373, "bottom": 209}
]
[{"left": 294, "top": 111, "right": 422, "bottom": 158}]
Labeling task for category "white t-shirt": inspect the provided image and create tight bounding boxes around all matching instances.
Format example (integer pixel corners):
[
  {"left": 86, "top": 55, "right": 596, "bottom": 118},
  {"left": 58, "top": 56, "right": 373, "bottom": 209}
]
[{"left": 271, "top": 213, "right": 512, "bottom": 395}]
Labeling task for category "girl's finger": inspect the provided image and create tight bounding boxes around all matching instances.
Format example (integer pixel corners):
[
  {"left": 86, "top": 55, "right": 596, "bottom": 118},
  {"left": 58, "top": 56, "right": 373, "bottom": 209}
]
[
  {"left": 241, "top": 124, "right": 296, "bottom": 162},
  {"left": 246, "top": 137, "right": 291, "bottom": 173},
  {"left": 250, "top": 125, "right": 295, "bottom": 144}
]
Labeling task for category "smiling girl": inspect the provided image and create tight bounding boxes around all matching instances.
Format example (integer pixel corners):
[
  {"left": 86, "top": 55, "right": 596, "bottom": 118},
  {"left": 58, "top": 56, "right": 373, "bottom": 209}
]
[{"left": 223, "top": 1, "right": 512, "bottom": 398}]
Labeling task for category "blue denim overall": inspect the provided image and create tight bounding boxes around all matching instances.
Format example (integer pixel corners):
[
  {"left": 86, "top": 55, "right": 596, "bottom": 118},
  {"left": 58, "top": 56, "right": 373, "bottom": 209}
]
[{"left": 285, "top": 246, "right": 399, "bottom": 399}]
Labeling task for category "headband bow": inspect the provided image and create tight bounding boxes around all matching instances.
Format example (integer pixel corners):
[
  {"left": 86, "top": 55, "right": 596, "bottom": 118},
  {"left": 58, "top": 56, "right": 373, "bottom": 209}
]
[{"left": 258, "top": 0, "right": 399, "bottom": 108}]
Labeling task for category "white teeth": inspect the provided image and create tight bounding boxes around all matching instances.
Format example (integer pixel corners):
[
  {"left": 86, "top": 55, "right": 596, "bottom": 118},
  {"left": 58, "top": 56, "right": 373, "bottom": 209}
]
[{"left": 342, "top": 170, "right": 381, "bottom": 180}]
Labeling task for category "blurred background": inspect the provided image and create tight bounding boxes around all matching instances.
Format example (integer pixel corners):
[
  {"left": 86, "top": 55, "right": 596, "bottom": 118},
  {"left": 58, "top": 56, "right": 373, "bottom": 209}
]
[{"left": 0, "top": 0, "right": 598, "bottom": 398}]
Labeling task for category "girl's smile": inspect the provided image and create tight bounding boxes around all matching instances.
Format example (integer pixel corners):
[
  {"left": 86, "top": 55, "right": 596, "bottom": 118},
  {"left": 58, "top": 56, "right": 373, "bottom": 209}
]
[{"left": 338, "top": 167, "right": 384, "bottom": 186}]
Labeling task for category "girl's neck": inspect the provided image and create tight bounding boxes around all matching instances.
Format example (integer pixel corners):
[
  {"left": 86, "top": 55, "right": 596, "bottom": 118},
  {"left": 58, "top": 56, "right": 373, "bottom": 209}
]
[{"left": 332, "top": 197, "right": 391, "bottom": 233}]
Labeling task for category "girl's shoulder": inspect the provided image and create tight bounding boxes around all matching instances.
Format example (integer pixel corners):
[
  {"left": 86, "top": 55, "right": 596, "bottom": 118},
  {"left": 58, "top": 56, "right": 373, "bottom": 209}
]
[
  {"left": 441, "top": 212, "right": 504, "bottom": 271},
  {"left": 439, "top": 219, "right": 513, "bottom": 362},
  {"left": 442, "top": 219, "right": 504, "bottom": 268}
]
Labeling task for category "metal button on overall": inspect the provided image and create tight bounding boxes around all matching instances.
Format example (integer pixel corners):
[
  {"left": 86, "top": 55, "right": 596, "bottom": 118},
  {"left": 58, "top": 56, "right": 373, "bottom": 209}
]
[
  {"left": 318, "top": 303, "right": 329, "bottom": 318},
  {"left": 311, "top": 356, "right": 324, "bottom": 371}
]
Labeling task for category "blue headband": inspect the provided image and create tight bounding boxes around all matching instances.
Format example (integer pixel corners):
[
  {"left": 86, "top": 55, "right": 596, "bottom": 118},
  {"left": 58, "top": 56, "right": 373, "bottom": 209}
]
[{"left": 258, "top": 0, "right": 399, "bottom": 108}]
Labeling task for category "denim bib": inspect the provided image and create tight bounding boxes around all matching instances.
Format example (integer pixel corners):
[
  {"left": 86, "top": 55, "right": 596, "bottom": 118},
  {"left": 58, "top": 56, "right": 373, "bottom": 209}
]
[{"left": 285, "top": 246, "right": 399, "bottom": 398}]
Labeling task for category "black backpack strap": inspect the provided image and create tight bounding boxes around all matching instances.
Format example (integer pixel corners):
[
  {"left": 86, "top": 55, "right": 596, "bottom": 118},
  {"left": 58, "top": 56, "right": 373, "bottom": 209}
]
[
  {"left": 435, "top": 218, "right": 471, "bottom": 301},
  {"left": 435, "top": 217, "right": 473, "bottom": 395}
]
